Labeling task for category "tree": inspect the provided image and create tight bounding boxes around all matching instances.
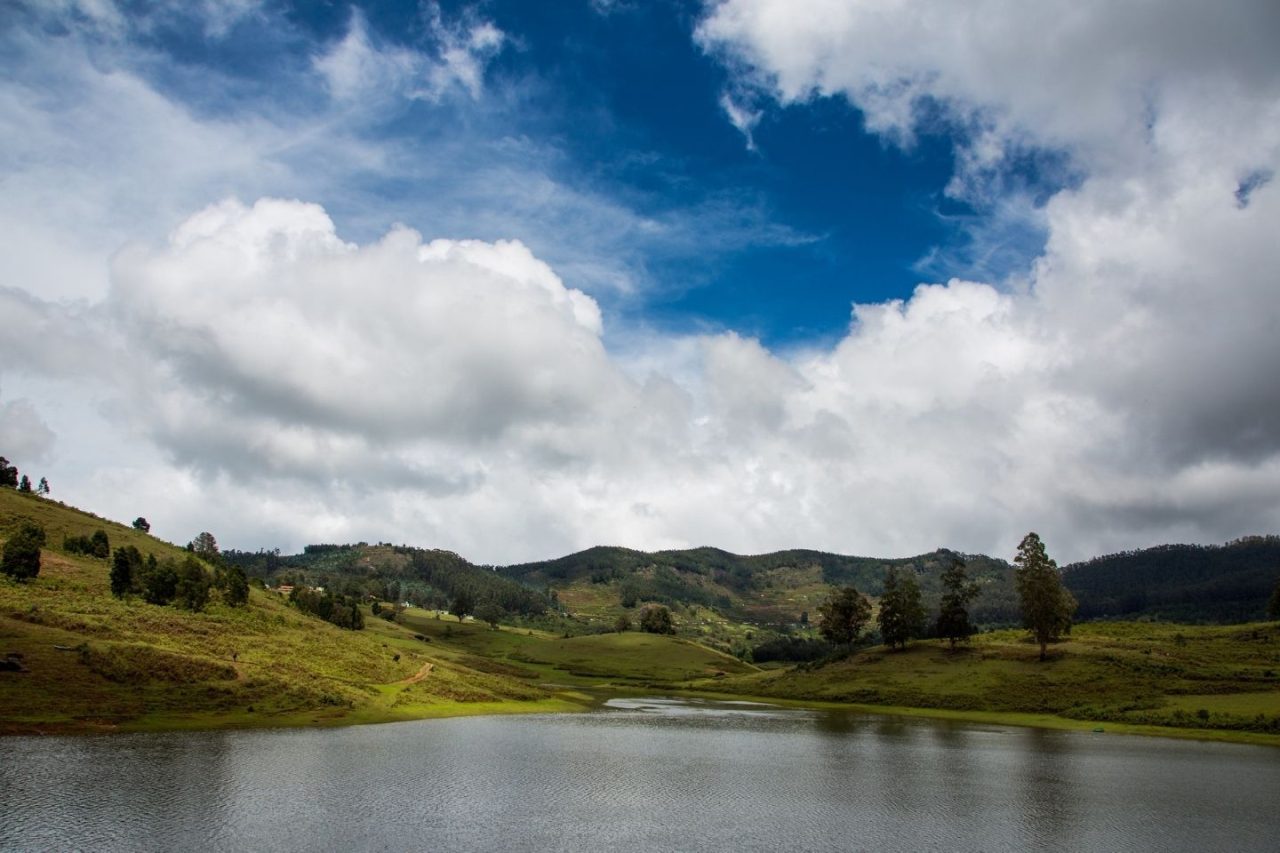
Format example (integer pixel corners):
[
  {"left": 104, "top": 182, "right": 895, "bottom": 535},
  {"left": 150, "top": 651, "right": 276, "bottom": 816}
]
[
  {"left": 18, "top": 474, "right": 31, "bottom": 493},
  {"left": 1, "top": 522, "right": 45, "bottom": 580},
  {"left": 36, "top": 477, "right": 49, "bottom": 496},
  {"left": 878, "top": 567, "right": 925, "bottom": 649},
  {"left": 189, "top": 532, "right": 219, "bottom": 562},
  {"left": 817, "top": 586, "right": 872, "bottom": 646},
  {"left": 221, "top": 565, "right": 249, "bottom": 607},
  {"left": 110, "top": 546, "right": 143, "bottom": 598},
  {"left": 132, "top": 517, "right": 151, "bottom": 533},
  {"left": 1014, "top": 532, "right": 1077, "bottom": 661},
  {"left": 936, "top": 557, "right": 980, "bottom": 649},
  {"left": 614, "top": 613, "right": 632, "bottom": 632},
  {"left": 90, "top": 529, "right": 110, "bottom": 559},
  {"left": 141, "top": 556, "right": 178, "bottom": 605},
  {"left": 639, "top": 604, "right": 675, "bottom": 634},
  {"left": 475, "top": 601, "right": 503, "bottom": 629},
  {"left": 175, "top": 556, "right": 211, "bottom": 611},
  {"left": 0, "top": 457, "right": 17, "bottom": 487},
  {"left": 450, "top": 589, "right": 475, "bottom": 623},
  {"left": 1268, "top": 576, "right": 1280, "bottom": 621}
]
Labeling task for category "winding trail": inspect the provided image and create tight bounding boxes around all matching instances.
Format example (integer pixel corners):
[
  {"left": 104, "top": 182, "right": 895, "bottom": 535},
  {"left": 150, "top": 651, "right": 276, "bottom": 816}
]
[{"left": 397, "top": 661, "right": 434, "bottom": 685}]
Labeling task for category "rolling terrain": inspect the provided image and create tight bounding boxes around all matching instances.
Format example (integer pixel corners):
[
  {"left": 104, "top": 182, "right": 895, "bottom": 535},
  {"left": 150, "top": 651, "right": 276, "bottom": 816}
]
[
  {"left": 0, "top": 489, "right": 588, "bottom": 734},
  {"left": 4, "top": 486, "right": 1279, "bottom": 743}
]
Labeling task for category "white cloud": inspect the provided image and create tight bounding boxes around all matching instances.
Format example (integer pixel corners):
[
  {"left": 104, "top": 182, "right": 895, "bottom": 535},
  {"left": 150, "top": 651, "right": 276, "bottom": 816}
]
[
  {"left": 0, "top": 398, "right": 56, "bottom": 463},
  {"left": 718, "top": 92, "right": 762, "bottom": 150},
  {"left": 3, "top": 1, "right": 1279, "bottom": 565},
  {"left": 684, "top": 0, "right": 1280, "bottom": 557},
  {"left": 313, "top": 6, "right": 504, "bottom": 105}
]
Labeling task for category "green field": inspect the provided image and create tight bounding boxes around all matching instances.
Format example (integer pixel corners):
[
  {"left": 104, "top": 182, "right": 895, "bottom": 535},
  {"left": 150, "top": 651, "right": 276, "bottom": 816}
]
[
  {"left": 701, "top": 620, "right": 1280, "bottom": 745},
  {"left": 394, "top": 608, "right": 758, "bottom": 687}
]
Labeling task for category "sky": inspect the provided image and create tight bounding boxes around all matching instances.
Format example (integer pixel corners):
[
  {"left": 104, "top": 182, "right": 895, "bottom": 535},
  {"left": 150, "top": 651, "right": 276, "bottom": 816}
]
[{"left": 2, "top": 0, "right": 1278, "bottom": 565}]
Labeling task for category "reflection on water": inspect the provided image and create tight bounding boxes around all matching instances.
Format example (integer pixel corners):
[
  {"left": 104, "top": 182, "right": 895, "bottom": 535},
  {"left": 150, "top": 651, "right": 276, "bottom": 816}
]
[{"left": 2, "top": 698, "right": 1277, "bottom": 852}]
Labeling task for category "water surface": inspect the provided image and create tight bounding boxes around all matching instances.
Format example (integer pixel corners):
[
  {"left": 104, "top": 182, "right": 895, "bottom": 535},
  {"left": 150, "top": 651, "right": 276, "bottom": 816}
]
[{"left": 2, "top": 698, "right": 1276, "bottom": 852}]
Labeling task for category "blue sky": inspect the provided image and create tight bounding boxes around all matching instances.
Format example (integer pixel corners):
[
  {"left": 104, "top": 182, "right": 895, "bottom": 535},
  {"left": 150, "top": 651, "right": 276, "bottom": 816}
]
[
  {"left": 1, "top": 1, "right": 1278, "bottom": 563},
  {"left": 98, "top": 0, "right": 988, "bottom": 346}
]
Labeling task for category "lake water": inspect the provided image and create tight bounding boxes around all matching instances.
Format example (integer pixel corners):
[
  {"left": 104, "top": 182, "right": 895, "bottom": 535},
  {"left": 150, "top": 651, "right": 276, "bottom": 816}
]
[{"left": 2, "top": 697, "right": 1277, "bottom": 852}]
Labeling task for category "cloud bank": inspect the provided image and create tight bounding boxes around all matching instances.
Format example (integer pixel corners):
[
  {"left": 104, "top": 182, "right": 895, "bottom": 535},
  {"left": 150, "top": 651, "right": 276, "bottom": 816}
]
[{"left": 2, "top": 1, "right": 1278, "bottom": 564}]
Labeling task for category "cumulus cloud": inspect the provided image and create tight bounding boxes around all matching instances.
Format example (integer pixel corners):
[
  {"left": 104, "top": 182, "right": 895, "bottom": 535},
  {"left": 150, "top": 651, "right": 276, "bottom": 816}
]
[
  {"left": 3, "top": 1, "right": 1279, "bottom": 564},
  {"left": 688, "top": 0, "right": 1280, "bottom": 556},
  {"left": 9, "top": 189, "right": 1280, "bottom": 564}
]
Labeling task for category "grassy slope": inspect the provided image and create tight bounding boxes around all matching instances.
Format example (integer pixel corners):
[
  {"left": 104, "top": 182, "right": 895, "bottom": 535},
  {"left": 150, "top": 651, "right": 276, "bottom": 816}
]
[
  {"left": 0, "top": 490, "right": 587, "bottom": 734},
  {"left": 394, "top": 608, "right": 759, "bottom": 688},
  {"left": 699, "top": 621, "right": 1280, "bottom": 745}
]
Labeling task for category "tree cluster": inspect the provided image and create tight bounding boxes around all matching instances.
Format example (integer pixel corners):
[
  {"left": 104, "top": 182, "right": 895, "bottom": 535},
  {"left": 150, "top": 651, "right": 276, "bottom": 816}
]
[
  {"left": 65, "top": 529, "right": 110, "bottom": 559},
  {"left": 638, "top": 604, "right": 675, "bottom": 634},
  {"left": 290, "top": 586, "right": 365, "bottom": 630},
  {"left": 0, "top": 456, "right": 48, "bottom": 496}
]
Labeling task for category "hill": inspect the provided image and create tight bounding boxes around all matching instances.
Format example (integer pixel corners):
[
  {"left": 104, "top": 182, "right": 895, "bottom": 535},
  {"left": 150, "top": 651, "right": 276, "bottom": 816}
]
[
  {"left": 1062, "top": 537, "right": 1280, "bottom": 622},
  {"left": 0, "top": 489, "right": 586, "bottom": 734},
  {"left": 501, "top": 545, "right": 1019, "bottom": 628}
]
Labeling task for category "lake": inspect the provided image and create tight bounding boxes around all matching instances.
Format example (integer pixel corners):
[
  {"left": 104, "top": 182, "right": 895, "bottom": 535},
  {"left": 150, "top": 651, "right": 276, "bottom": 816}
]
[{"left": 2, "top": 697, "right": 1277, "bottom": 852}]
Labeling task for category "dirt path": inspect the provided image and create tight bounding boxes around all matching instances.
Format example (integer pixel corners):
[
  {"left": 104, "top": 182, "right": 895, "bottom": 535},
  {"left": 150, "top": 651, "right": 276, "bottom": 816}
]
[{"left": 397, "top": 661, "right": 434, "bottom": 685}]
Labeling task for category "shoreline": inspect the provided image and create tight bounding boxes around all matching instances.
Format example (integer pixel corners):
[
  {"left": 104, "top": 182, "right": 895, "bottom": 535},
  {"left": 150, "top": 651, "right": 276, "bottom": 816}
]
[{"left": 6, "top": 684, "right": 1279, "bottom": 748}]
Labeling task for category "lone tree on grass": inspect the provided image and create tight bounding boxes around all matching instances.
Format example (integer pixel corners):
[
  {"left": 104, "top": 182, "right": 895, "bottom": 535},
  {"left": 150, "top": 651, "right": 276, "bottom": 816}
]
[
  {"left": 877, "top": 567, "right": 925, "bottom": 649},
  {"left": 614, "top": 613, "right": 632, "bottom": 633},
  {"left": 475, "top": 601, "right": 503, "bottom": 630},
  {"left": 36, "top": 477, "right": 49, "bottom": 496},
  {"left": 936, "top": 556, "right": 980, "bottom": 649},
  {"left": 1, "top": 521, "right": 45, "bottom": 580},
  {"left": 18, "top": 474, "right": 31, "bottom": 493},
  {"left": 132, "top": 517, "right": 150, "bottom": 533},
  {"left": 817, "top": 586, "right": 872, "bottom": 647},
  {"left": 450, "top": 589, "right": 475, "bottom": 623},
  {"left": 639, "top": 604, "right": 675, "bottom": 634},
  {"left": 1014, "top": 532, "right": 1077, "bottom": 661}
]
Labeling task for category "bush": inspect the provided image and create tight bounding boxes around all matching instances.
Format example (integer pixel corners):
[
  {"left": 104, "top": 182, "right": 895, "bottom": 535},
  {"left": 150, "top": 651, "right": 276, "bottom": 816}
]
[
  {"left": 2, "top": 522, "right": 45, "bottom": 580},
  {"left": 141, "top": 557, "right": 179, "bottom": 605},
  {"left": 639, "top": 604, "right": 675, "bottom": 635},
  {"left": 176, "top": 557, "right": 212, "bottom": 611}
]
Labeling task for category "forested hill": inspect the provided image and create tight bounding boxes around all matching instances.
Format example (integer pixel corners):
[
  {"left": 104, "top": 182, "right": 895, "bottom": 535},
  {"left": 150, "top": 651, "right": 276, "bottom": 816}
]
[
  {"left": 500, "top": 545, "right": 1021, "bottom": 626},
  {"left": 1061, "top": 537, "right": 1280, "bottom": 623},
  {"left": 223, "top": 543, "right": 550, "bottom": 618}
]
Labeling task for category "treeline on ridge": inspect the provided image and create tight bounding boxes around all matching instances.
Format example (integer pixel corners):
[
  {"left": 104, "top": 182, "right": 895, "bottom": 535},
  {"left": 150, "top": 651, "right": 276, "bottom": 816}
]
[{"left": 224, "top": 542, "right": 552, "bottom": 621}]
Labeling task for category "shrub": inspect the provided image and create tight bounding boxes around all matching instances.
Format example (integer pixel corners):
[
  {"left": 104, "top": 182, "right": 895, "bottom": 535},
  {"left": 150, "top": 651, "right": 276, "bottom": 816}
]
[{"left": 2, "top": 522, "right": 45, "bottom": 580}]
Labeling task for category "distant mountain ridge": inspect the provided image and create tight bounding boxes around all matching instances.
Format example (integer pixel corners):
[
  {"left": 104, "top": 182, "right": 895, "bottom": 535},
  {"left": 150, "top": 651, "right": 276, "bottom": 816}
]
[{"left": 231, "top": 536, "right": 1280, "bottom": 628}]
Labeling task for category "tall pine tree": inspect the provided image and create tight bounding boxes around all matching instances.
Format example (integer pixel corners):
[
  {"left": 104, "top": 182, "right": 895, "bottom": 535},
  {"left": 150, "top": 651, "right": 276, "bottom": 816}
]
[
  {"left": 1014, "top": 532, "right": 1077, "bottom": 661},
  {"left": 936, "top": 556, "right": 980, "bottom": 649}
]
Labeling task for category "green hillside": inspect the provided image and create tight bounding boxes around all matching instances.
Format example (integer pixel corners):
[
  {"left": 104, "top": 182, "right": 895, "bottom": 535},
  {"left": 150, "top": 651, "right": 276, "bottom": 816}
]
[
  {"left": 0, "top": 489, "right": 586, "bottom": 734},
  {"left": 704, "top": 621, "right": 1280, "bottom": 745}
]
